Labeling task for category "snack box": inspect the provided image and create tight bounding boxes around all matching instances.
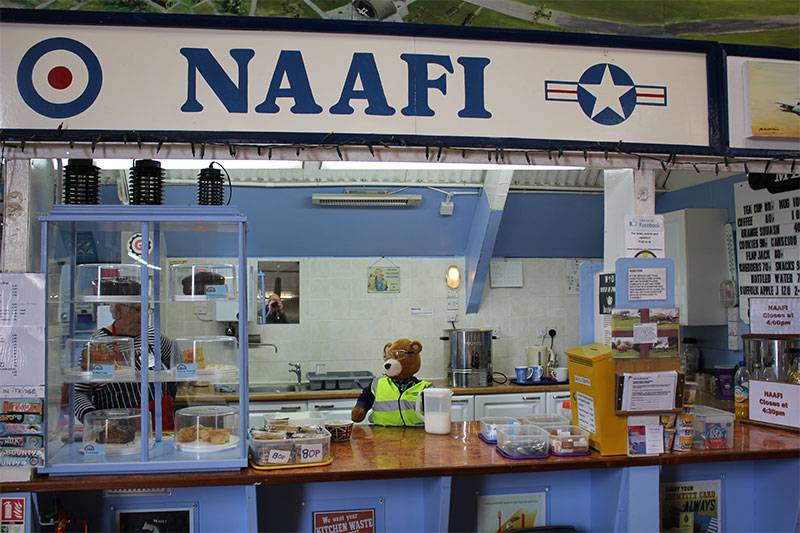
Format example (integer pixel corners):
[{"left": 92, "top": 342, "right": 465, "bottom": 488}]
[
  {"left": 496, "top": 425, "right": 550, "bottom": 458},
  {"left": 249, "top": 426, "right": 331, "bottom": 466},
  {"left": 170, "top": 263, "right": 237, "bottom": 301},
  {"left": 691, "top": 405, "right": 734, "bottom": 450},
  {"left": 539, "top": 425, "right": 591, "bottom": 456},
  {"left": 521, "top": 413, "right": 571, "bottom": 427},
  {"left": 479, "top": 417, "right": 519, "bottom": 442}
]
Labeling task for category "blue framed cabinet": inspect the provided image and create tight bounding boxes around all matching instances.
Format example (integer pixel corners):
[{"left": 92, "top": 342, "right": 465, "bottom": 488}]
[{"left": 38, "top": 205, "right": 250, "bottom": 475}]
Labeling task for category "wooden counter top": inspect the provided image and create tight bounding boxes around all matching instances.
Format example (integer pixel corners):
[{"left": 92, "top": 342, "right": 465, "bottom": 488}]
[
  {"left": 4, "top": 421, "right": 798, "bottom": 493},
  {"left": 178, "top": 379, "right": 569, "bottom": 403}
]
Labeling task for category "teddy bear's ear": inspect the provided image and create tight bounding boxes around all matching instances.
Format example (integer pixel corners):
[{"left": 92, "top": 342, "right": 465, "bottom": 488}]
[
  {"left": 410, "top": 340, "right": 422, "bottom": 354},
  {"left": 383, "top": 342, "right": 393, "bottom": 356}
]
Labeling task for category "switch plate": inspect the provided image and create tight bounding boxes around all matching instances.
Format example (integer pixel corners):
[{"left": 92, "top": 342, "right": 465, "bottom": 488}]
[
  {"left": 194, "top": 302, "right": 208, "bottom": 314},
  {"left": 446, "top": 298, "right": 459, "bottom": 311},
  {"left": 447, "top": 311, "right": 458, "bottom": 322},
  {"left": 492, "top": 327, "right": 501, "bottom": 339}
]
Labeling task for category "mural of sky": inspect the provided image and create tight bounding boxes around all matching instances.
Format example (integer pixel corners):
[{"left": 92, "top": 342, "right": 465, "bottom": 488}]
[{"left": 2, "top": 0, "right": 798, "bottom": 49}]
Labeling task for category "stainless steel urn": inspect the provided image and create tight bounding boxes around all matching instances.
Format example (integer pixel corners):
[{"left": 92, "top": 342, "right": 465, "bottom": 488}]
[{"left": 442, "top": 328, "right": 494, "bottom": 388}]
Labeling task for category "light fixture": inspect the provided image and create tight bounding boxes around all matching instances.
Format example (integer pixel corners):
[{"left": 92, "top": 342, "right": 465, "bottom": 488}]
[
  {"left": 75, "top": 159, "right": 303, "bottom": 170},
  {"left": 311, "top": 190, "right": 422, "bottom": 207},
  {"left": 446, "top": 265, "right": 461, "bottom": 289},
  {"left": 320, "top": 161, "right": 585, "bottom": 171}
]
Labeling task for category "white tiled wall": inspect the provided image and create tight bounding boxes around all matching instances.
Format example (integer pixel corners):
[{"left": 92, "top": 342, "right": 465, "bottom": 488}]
[{"left": 166, "top": 257, "right": 591, "bottom": 384}]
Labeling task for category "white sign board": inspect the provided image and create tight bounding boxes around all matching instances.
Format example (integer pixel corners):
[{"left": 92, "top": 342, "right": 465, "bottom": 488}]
[
  {"left": 0, "top": 274, "right": 46, "bottom": 386},
  {"left": 0, "top": 23, "right": 711, "bottom": 147},
  {"left": 624, "top": 214, "right": 665, "bottom": 258},
  {"left": 627, "top": 267, "right": 667, "bottom": 301},
  {"left": 749, "top": 380, "right": 800, "bottom": 429},
  {"left": 734, "top": 182, "right": 800, "bottom": 322},
  {"left": 749, "top": 298, "right": 800, "bottom": 334}
]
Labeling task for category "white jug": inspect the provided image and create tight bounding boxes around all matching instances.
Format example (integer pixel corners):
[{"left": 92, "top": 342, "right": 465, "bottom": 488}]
[
  {"left": 526, "top": 345, "right": 554, "bottom": 367},
  {"left": 415, "top": 388, "right": 453, "bottom": 434}
]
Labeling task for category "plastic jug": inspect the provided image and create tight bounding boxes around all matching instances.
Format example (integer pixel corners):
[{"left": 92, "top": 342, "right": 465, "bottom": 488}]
[{"left": 415, "top": 388, "right": 453, "bottom": 434}]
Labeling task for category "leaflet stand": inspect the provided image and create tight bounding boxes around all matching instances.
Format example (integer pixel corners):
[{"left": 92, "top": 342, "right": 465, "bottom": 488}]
[{"left": 614, "top": 357, "right": 685, "bottom": 416}]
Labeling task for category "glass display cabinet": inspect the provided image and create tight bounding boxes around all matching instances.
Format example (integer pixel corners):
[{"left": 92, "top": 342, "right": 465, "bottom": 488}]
[{"left": 39, "top": 205, "right": 249, "bottom": 475}]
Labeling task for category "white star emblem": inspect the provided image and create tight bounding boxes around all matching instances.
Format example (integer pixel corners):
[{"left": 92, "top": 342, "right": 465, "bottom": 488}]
[{"left": 580, "top": 65, "right": 632, "bottom": 119}]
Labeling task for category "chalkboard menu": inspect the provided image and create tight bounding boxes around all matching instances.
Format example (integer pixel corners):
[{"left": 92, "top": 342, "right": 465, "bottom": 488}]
[{"left": 734, "top": 181, "right": 800, "bottom": 322}]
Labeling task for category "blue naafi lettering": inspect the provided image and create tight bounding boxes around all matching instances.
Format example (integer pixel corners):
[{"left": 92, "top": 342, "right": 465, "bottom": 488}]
[
  {"left": 180, "top": 48, "right": 254, "bottom": 113},
  {"left": 457, "top": 57, "right": 491, "bottom": 119},
  {"left": 255, "top": 50, "right": 322, "bottom": 114},
  {"left": 330, "top": 53, "right": 395, "bottom": 116},
  {"left": 400, "top": 54, "right": 453, "bottom": 117}
]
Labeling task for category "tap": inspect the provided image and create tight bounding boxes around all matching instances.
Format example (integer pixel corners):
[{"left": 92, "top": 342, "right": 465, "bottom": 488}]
[
  {"left": 288, "top": 362, "right": 302, "bottom": 384},
  {"left": 262, "top": 343, "right": 278, "bottom": 354}
]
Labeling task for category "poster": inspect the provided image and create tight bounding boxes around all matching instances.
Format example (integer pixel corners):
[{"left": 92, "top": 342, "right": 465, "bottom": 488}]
[
  {"left": 624, "top": 214, "right": 665, "bottom": 258},
  {"left": 477, "top": 492, "right": 546, "bottom": 532},
  {"left": 313, "top": 509, "right": 375, "bottom": 533},
  {"left": 734, "top": 182, "right": 800, "bottom": 323},
  {"left": 611, "top": 308, "right": 679, "bottom": 358},
  {"left": 660, "top": 480, "right": 721, "bottom": 532},
  {"left": 117, "top": 508, "right": 193, "bottom": 532},
  {"left": 599, "top": 273, "right": 616, "bottom": 315},
  {"left": 367, "top": 266, "right": 400, "bottom": 293},
  {"left": 746, "top": 60, "right": 800, "bottom": 139}
]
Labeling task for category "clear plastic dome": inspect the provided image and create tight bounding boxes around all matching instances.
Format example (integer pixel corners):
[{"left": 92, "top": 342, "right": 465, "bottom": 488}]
[
  {"left": 63, "top": 336, "right": 135, "bottom": 382},
  {"left": 174, "top": 405, "right": 239, "bottom": 452},
  {"left": 170, "top": 264, "right": 236, "bottom": 301},
  {"left": 82, "top": 408, "right": 150, "bottom": 456},
  {"left": 171, "top": 336, "right": 239, "bottom": 380},
  {"left": 76, "top": 264, "right": 143, "bottom": 302}
]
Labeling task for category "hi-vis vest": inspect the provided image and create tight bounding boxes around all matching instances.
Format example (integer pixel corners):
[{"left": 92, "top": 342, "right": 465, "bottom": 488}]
[{"left": 370, "top": 377, "right": 432, "bottom": 426}]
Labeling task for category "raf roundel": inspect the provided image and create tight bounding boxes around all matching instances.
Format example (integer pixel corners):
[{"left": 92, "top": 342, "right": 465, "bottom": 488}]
[{"left": 17, "top": 37, "right": 103, "bottom": 119}]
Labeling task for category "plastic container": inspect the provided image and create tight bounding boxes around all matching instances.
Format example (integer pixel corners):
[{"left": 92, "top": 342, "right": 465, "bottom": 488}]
[
  {"left": 82, "top": 408, "right": 150, "bottom": 457},
  {"left": 692, "top": 405, "right": 734, "bottom": 449},
  {"left": 539, "top": 425, "right": 591, "bottom": 455},
  {"left": 264, "top": 412, "right": 326, "bottom": 429},
  {"left": 63, "top": 336, "right": 135, "bottom": 382},
  {"left": 521, "top": 413, "right": 570, "bottom": 427},
  {"left": 249, "top": 426, "right": 331, "bottom": 466},
  {"left": 734, "top": 360, "right": 750, "bottom": 420},
  {"left": 479, "top": 417, "right": 519, "bottom": 442},
  {"left": 174, "top": 405, "right": 239, "bottom": 453},
  {"left": 496, "top": 425, "right": 549, "bottom": 458},
  {"left": 76, "top": 264, "right": 142, "bottom": 302},
  {"left": 170, "top": 263, "right": 236, "bottom": 301},
  {"left": 714, "top": 365, "right": 735, "bottom": 401},
  {"left": 171, "top": 336, "right": 239, "bottom": 380},
  {"left": 306, "top": 371, "right": 374, "bottom": 391}
]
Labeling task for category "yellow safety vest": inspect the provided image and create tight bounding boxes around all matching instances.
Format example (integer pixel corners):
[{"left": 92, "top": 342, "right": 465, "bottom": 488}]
[{"left": 370, "top": 377, "right": 432, "bottom": 426}]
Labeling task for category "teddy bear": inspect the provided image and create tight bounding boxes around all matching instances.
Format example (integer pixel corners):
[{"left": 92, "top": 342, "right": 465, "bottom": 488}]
[{"left": 351, "top": 338, "right": 433, "bottom": 426}]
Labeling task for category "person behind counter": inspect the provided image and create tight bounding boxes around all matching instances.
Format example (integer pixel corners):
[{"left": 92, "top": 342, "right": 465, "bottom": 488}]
[
  {"left": 74, "top": 297, "right": 175, "bottom": 428},
  {"left": 264, "top": 293, "right": 289, "bottom": 323}
]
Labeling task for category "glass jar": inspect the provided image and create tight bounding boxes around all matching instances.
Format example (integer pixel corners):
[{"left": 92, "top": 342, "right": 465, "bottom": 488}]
[{"left": 680, "top": 338, "right": 700, "bottom": 381}]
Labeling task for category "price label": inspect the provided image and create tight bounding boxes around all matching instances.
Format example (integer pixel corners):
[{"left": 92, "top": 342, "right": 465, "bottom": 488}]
[
  {"left": 91, "top": 364, "right": 114, "bottom": 380},
  {"left": 299, "top": 443, "right": 323, "bottom": 463},
  {"left": 83, "top": 444, "right": 105, "bottom": 459},
  {"left": 176, "top": 363, "right": 197, "bottom": 380},
  {"left": 205, "top": 285, "right": 227, "bottom": 300},
  {"left": 264, "top": 448, "right": 290, "bottom": 464}
]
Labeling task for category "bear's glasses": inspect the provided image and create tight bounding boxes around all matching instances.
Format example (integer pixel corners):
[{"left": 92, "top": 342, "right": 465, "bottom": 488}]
[{"left": 387, "top": 350, "right": 413, "bottom": 358}]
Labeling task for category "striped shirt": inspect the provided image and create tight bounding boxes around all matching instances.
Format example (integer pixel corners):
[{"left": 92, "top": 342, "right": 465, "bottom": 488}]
[{"left": 74, "top": 327, "right": 173, "bottom": 422}]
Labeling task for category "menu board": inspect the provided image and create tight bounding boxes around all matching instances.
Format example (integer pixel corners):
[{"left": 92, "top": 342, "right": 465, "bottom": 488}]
[{"left": 734, "top": 182, "right": 800, "bottom": 322}]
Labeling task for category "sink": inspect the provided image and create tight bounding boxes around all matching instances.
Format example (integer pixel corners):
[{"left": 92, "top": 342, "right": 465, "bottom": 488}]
[{"left": 249, "top": 382, "right": 311, "bottom": 394}]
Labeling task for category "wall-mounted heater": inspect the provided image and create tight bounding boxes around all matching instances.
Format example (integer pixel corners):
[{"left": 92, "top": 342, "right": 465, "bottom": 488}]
[{"left": 311, "top": 190, "right": 422, "bottom": 207}]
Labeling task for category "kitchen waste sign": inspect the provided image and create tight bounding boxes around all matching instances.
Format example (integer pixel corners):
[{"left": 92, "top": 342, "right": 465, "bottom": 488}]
[{"left": 313, "top": 509, "right": 375, "bottom": 533}]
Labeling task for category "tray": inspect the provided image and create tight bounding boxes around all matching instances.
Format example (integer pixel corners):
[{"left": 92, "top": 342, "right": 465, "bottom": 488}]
[
  {"left": 478, "top": 433, "right": 496, "bottom": 444},
  {"left": 306, "top": 371, "right": 374, "bottom": 391},
  {"left": 510, "top": 379, "right": 568, "bottom": 386},
  {"left": 249, "top": 455, "right": 332, "bottom": 470},
  {"left": 495, "top": 446, "right": 549, "bottom": 460}
]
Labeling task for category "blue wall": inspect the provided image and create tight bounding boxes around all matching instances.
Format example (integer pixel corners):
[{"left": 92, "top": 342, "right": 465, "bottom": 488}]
[
  {"left": 101, "top": 184, "right": 605, "bottom": 259},
  {"left": 655, "top": 173, "right": 748, "bottom": 369}
]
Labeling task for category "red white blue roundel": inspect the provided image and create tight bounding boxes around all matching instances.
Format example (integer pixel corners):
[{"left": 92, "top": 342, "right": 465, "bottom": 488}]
[
  {"left": 545, "top": 63, "right": 667, "bottom": 125},
  {"left": 17, "top": 37, "right": 102, "bottom": 119}
]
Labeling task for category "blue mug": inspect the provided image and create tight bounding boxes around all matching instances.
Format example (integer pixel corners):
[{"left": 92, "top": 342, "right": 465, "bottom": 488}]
[
  {"left": 515, "top": 366, "right": 533, "bottom": 382},
  {"left": 529, "top": 365, "right": 545, "bottom": 382}
]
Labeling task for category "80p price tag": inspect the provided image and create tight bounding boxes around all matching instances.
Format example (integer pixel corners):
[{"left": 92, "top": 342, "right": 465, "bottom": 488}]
[
  {"left": 264, "top": 448, "right": 290, "bottom": 464},
  {"left": 299, "top": 444, "right": 323, "bottom": 463}
]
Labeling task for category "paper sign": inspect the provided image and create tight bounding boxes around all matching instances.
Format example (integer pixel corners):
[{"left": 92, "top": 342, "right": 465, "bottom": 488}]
[
  {"left": 91, "top": 364, "right": 114, "bottom": 380},
  {"left": 299, "top": 443, "right": 324, "bottom": 463},
  {"left": 633, "top": 323, "right": 658, "bottom": 344},
  {"left": 749, "top": 298, "right": 800, "bottom": 334},
  {"left": 176, "top": 363, "right": 198, "bottom": 379},
  {"left": 477, "top": 492, "right": 546, "bottom": 533},
  {"left": 645, "top": 425, "right": 665, "bottom": 454},
  {"left": 628, "top": 268, "right": 667, "bottom": 301},
  {"left": 576, "top": 392, "right": 596, "bottom": 433},
  {"left": 625, "top": 214, "right": 665, "bottom": 258},
  {"left": 621, "top": 372, "right": 677, "bottom": 411},
  {"left": 749, "top": 380, "right": 800, "bottom": 428},
  {"left": 83, "top": 444, "right": 105, "bottom": 459}
]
